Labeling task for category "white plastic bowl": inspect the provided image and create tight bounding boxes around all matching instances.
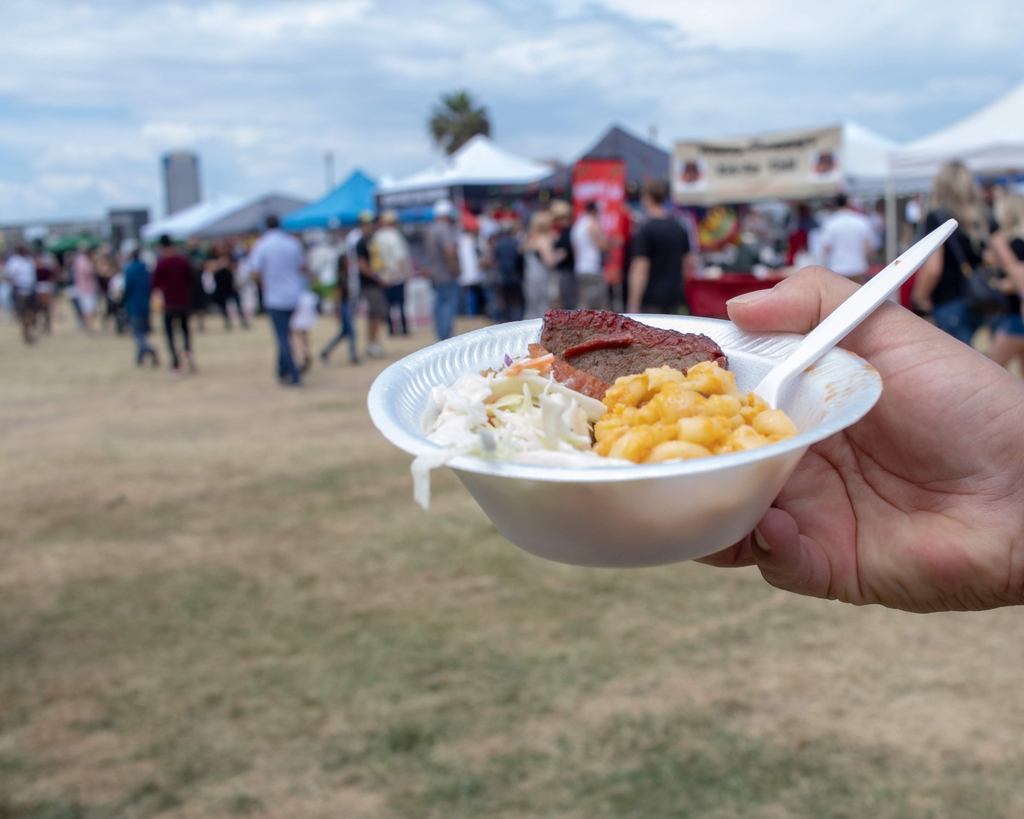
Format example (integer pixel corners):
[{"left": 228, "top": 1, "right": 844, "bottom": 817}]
[{"left": 368, "top": 316, "right": 882, "bottom": 568}]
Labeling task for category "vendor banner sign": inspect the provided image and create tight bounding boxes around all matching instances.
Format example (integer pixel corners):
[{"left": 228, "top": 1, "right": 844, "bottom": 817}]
[
  {"left": 572, "top": 158, "right": 627, "bottom": 284},
  {"left": 673, "top": 125, "right": 843, "bottom": 205}
]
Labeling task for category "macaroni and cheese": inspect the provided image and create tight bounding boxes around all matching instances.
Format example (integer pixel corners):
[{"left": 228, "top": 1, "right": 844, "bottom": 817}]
[{"left": 592, "top": 361, "right": 798, "bottom": 463}]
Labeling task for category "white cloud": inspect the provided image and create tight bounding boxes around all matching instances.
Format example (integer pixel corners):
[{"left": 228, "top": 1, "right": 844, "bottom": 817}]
[
  {"left": 0, "top": 0, "right": 1020, "bottom": 221},
  {"left": 597, "top": 0, "right": 1022, "bottom": 55}
]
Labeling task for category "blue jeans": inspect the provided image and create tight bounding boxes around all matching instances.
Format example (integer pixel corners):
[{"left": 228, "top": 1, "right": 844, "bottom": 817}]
[
  {"left": 385, "top": 283, "right": 407, "bottom": 335},
  {"left": 997, "top": 310, "right": 1024, "bottom": 337},
  {"left": 321, "top": 298, "right": 358, "bottom": 361},
  {"left": 129, "top": 314, "right": 155, "bottom": 364},
  {"left": 268, "top": 308, "right": 300, "bottom": 384},
  {"left": 933, "top": 298, "right": 983, "bottom": 347},
  {"left": 434, "top": 282, "right": 460, "bottom": 341}
]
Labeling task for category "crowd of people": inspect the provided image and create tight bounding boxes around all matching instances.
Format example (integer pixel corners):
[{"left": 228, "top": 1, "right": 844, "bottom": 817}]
[
  {"left": 0, "top": 211, "right": 417, "bottom": 387},
  {"left": 4, "top": 163, "right": 1024, "bottom": 388},
  {"left": 415, "top": 179, "right": 693, "bottom": 336}
]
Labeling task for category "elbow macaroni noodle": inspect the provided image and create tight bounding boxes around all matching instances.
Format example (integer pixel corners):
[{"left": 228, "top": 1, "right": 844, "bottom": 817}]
[{"left": 593, "top": 361, "right": 798, "bottom": 463}]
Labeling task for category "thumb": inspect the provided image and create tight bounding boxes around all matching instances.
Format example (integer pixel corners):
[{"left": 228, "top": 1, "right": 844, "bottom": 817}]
[
  {"left": 726, "top": 266, "right": 860, "bottom": 335},
  {"left": 751, "top": 507, "right": 834, "bottom": 600}
]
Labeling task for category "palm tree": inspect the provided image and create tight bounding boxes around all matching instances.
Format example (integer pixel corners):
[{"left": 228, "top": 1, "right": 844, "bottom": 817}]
[{"left": 429, "top": 91, "right": 491, "bottom": 155}]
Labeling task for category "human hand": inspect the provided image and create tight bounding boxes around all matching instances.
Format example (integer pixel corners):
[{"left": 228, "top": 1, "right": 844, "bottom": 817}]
[{"left": 700, "top": 267, "right": 1024, "bottom": 612}]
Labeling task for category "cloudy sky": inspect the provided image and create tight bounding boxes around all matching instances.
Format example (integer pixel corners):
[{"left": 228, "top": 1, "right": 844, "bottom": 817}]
[{"left": 2, "top": 0, "right": 1022, "bottom": 222}]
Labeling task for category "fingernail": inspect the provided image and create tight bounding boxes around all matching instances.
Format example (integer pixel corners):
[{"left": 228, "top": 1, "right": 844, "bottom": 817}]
[
  {"left": 753, "top": 527, "right": 771, "bottom": 553},
  {"left": 726, "top": 288, "right": 773, "bottom": 306}
]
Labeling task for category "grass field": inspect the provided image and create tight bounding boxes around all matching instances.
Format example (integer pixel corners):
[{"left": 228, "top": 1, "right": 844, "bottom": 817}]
[{"left": 2, "top": 305, "right": 1023, "bottom": 819}]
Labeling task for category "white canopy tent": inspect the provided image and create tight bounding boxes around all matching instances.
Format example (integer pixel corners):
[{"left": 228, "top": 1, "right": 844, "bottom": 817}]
[
  {"left": 842, "top": 122, "right": 899, "bottom": 193},
  {"left": 377, "top": 135, "right": 552, "bottom": 208},
  {"left": 141, "top": 193, "right": 307, "bottom": 240},
  {"left": 141, "top": 196, "right": 244, "bottom": 241},
  {"left": 889, "top": 80, "right": 1024, "bottom": 183}
]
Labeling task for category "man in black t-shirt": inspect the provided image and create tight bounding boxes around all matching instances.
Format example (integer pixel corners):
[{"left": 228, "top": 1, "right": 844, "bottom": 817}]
[{"left": 627, "top": 180, "right": 691, "bottom": 314}]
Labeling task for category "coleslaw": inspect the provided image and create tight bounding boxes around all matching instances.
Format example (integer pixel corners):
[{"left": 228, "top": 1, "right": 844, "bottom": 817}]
[{"left": 411, "top": 353, "right": 614, "bottom": 509}]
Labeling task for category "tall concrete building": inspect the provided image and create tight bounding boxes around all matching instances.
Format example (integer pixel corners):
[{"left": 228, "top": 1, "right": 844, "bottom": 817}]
[{"left": 162, "top": 151, "right": 201, "bottom": 215}]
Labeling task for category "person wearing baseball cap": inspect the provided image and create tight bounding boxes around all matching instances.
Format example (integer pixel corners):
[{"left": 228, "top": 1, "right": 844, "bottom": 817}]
[
  {"left": 425, "top": 199, "right": 461, "bottom": 340},
  {"left": 375, "top": 210, "right": 411, "bottom": 335}
]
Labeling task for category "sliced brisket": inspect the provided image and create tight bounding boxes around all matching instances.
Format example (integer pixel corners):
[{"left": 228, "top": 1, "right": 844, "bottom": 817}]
[
  {"left": 540, "top": 309, "right": 727, "bottom": 386},
  {"left": 527, "top": 343, "right": 611, "bottom": 400}
]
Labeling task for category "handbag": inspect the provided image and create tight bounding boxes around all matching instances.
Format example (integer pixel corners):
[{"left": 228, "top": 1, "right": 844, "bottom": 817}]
[{"left": 944, "top": 220, "right": 1010, "bottom": 316}]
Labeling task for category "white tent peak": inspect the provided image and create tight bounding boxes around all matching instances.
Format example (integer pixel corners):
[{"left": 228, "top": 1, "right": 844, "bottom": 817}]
[
  {"left": 890, "top": 79, "right": 1024, "bottom": 180},
  {"left": 842, "top": 121, "right": 897, "bottom": 150},
  {"left": 378, "top": 135, "right": 551, "bottom": 193},
  {"left": 141, "top": 195, "right": 244, "bottom": 240},
  {"left": 901, "top": 81, "right": 1024, "bottom": 155},
  {"left": 841, "top": 121, "right": 899, "bottom": 181}
]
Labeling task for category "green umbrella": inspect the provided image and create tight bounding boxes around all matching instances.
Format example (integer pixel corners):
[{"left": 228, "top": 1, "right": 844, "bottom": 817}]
[{"left": 47, "top": 234, "right": 101, "bottom": 253}]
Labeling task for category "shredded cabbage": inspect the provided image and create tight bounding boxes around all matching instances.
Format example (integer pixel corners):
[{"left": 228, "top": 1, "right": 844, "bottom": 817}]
[{"left": 411, "top": 359, "right": 614, "bottom": 509}]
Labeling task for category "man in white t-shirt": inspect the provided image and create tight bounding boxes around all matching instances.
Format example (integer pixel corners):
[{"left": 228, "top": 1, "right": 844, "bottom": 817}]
[
  {"left": 821, "top": 194, "right": 874, "bottom": 284},
  {"left": 248, "top": 216, "right": 308, "bottom": 386},
  {"left": 570, "top": 201, "right": 609, "bottom": 309},
  {"left": 2, "top": 247, "right": 37, "bottom": 344}
]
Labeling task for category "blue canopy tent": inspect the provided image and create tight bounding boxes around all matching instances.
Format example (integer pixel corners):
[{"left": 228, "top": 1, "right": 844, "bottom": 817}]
[{"left": 282, "top": 170, "right": 376, "bottom": 230}]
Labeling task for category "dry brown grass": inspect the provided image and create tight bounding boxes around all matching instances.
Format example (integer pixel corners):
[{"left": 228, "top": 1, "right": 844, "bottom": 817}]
[{"left": 1, "top": 304, "right": 1023, "bottom": 818}]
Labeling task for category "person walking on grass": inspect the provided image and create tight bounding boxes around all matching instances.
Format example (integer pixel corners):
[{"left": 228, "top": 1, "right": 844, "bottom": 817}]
[
  {"left": 152, "top": 235, "right": 196, "bottom": 376},
  {"left": 521, "top": 210, "right": 564, "bottom": 320},
  {"left": 355, "top": 213, "right": 388, "bottom": 358},
  {"left": 320, "top": 252, "right": 359, "bottom": 365},
  {"left": 207, "top": 243, "right": 248, "bottom": 330},
  {"left": 2, "top": 246, "right": 37, "bottom": 345},
  {"left": 32, "top": 249, "right": 56, "bottom": 335},
  {"left": 425, "top": 199, "right": 461, "bottom": 340},
  {"left": 289, "top": 281, "right": 319, "bottom": 374},
  {"left": 374, "top": 209, "right": 411, "bottom": 336},
  {"left": 248, "top": 215, "right": 307, "bottom": 387},
  {"left": 570, "top": 201, "right": 609, "bottom": 310},
  {"left": 72, "top": 243, "right": 99, "bottom": 333},
  {"left": 627, "top": 180, "right": 692, "bottom": 315},
  {"left": 550, "top": 200, "right": 575, "bottom": 309},
  {"left": 821, "top": 193, "right": 874, "bottom": 285},
  {"left": 122, "top": 247, "right": 158, "bottom": 367}
]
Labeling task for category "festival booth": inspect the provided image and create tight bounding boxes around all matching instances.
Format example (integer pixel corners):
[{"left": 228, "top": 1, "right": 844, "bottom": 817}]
[
  {"left": 672, "top": 122, "right": 895, "bottom": 317},
  {"left": 375, "top": 135, "right": 552, "bottom": 218},
  {"left": 375, "top": 137, "right": 553, "bottom": 328},
  {"left": 579, "top": 125, "right": 670, "bottom": 192},
  {"left": 141, "top": 194, "right": 307, "bottom": 241},
  {"left": 282, "top": 170, "right": 377, "bottom": 230},
  {"left": 566, "top": 126, "right": 672, "bottom": 286},
  {"left": 889, "top": 80, "right": 1024, "bottom": 188}
]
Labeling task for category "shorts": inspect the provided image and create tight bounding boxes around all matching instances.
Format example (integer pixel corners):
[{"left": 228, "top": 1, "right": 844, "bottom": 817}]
[
  {"left": 289, "top": 290, "right": 319, "bottom": 331},
  {"left": 363, "top": 283, "right": 388, "bottom": 321},
  {"left": 997, "top": 311, "right": 1024, "bottom": 337},
  {"left": 14, "top": 291, "right": 36, "bottom": 317},
  {"left": 78, "top": 292, "right": 98, "bottom": 315}
]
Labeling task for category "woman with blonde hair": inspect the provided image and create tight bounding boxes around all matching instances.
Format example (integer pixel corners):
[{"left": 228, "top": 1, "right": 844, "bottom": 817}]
[
  {"left": 521, "top": 209, "right": 565, "bottom": 319},
  {"left": 911, "top": 161, "right": 990, "bottom": 345},
  {"left": 987, "top": 194, "right": 1024, "bottom": 368}
]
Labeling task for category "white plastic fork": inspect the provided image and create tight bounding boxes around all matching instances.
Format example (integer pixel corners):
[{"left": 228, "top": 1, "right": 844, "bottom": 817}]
[{"left": 754, "top": 218, "right": 958, "bottom": 409}]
